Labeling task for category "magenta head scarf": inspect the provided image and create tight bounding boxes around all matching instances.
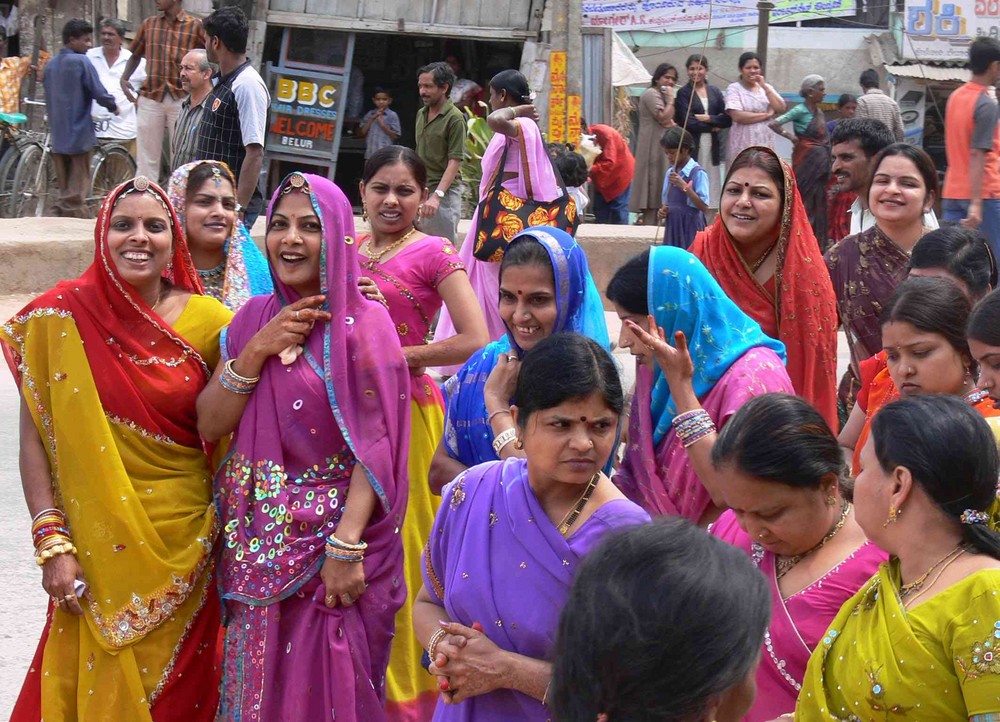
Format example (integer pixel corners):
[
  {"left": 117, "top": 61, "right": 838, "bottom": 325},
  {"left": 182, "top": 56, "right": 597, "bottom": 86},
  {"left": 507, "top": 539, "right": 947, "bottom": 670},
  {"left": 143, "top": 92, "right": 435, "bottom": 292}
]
[{"left": 218, "top": 172, "right": 410, "bottom": 604}]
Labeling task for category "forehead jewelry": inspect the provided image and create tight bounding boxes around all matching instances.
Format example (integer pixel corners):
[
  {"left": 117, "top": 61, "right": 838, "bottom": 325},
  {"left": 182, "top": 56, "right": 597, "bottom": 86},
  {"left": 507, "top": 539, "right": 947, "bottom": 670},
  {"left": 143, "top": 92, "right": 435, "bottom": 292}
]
[
  {"left": 211, "top": 165, "right": 223, "bottom": 187},
  {"left": 281, "top": 172, "right": 310, "bottom": 195},
  {"left": 117, "top": 176, "right": 170, "bottom": 213}
]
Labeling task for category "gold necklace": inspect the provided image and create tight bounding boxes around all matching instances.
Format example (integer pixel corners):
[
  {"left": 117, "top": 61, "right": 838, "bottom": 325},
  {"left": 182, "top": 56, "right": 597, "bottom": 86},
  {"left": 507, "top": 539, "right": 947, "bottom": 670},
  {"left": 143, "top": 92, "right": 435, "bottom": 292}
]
[
  {"left": 150, "top": 281, "right": 166, "bottom": 311},
  {"left": 556, "top": 472, "right": 601, "bottom": 536},
  {"left": 363, "top": 226, "right": 418, "bottom": 265},
  {"left": 776, "top": 501, "right": 851, "bottom": 579},
  {"left": 899, "top": 545, "right": 965, "bottom": 600},
  {"left": 749, "top": 239, "right": 779, "bottom": 273}
]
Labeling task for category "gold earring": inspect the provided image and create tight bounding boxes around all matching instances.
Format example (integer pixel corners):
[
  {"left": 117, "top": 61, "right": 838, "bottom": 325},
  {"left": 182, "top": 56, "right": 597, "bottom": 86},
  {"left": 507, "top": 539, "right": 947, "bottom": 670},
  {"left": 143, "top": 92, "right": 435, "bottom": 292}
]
[
  {"left": 415, "top": 205, "right": 423, "bottom": 225},
  {"left": 826, "top": 494, "right": 837, "bottom": 506},
  {"left": 883, "top": 505, "right": 900, "bottom": 528},
  {"left": 514, "top": 438, "right": 524, "bottom": 450},
  {"left": 362, "top": 202, "right": 368, "bottom": 223}
]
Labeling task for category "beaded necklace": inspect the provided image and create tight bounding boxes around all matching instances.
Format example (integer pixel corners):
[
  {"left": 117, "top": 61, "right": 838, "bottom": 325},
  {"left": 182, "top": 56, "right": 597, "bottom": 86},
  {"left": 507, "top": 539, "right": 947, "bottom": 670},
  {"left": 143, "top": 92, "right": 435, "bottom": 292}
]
[{"left": 775, "top": 501, "right": 851, "bottom": 579}]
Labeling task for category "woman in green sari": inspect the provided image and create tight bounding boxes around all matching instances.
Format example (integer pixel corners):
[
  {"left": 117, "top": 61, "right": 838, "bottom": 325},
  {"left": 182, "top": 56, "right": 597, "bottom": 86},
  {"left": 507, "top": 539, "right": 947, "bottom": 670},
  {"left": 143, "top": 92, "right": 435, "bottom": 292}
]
[{"left": 792, "top": 395, "right": 1000, "bottom": 720}]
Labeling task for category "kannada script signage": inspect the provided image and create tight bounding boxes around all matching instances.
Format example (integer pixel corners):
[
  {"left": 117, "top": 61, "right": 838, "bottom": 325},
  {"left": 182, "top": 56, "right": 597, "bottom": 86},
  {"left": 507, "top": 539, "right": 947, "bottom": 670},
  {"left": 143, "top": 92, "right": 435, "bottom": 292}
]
[
  {"left": 267, "top": 68, "right": 343, "bottom": 158},
  {"left": 581, "top": 0, "right": 855, "bottom": 31},
  {"left": 901, "top": 0, "right": 992, "bottom": 61}
]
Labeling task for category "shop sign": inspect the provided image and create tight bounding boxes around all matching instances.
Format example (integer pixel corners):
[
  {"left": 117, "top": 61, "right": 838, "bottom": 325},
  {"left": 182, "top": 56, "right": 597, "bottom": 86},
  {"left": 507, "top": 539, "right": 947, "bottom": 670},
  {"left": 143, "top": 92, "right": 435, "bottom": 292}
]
[
  {"left": 581, "top": 0, "right": 855, "bottom": 32},
  {"left": 901, "top": 0, "right": 991, "bottom": 61},
  {"left": 267, "top": 68, "right": 343, "bottom": 157}
]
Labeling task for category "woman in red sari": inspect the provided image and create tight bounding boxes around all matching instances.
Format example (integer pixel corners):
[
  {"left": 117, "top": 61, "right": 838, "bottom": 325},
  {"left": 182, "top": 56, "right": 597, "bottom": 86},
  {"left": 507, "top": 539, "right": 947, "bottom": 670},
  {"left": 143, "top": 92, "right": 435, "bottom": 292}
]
[
  {"left": 2, "top": 177, "right": 231, "bottom": 721},
  {"left": 690, "top": 145, "right": 838, "bottom": 429}
]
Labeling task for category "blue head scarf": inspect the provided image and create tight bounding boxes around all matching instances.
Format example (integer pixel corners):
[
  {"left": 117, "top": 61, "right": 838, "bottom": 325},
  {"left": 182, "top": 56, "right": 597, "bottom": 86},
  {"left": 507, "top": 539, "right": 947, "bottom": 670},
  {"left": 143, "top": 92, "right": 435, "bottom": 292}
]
[
  {"left": 443, "top": 226, "right": 610, "bottom": 467},
  {"left": 647, "top": 246, "right": 786, "bottom": 444}
]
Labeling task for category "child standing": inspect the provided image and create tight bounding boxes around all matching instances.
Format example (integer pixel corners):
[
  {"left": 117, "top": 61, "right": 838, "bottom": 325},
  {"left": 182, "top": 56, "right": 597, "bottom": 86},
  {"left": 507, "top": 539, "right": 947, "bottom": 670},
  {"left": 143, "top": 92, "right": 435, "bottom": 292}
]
[
  {"left": 358, "top": 87, "right": 401, "bottom": 159},
  {"left": 658, "top": 126, "right": 709, "bottom": 248}
]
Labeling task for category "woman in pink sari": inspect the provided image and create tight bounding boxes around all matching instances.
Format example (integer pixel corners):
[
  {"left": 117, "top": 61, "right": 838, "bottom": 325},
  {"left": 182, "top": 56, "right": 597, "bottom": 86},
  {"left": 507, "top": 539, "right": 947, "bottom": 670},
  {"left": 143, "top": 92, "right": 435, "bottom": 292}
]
[
  {"left": 709, "top": 394, "right": 885, "bottom": 722},
  {"left": 608, "top": 247, "right": 793, "bottom": 526},
  {"left": 197, "top": 173, "right": 410, "bottom": 721},
  {"left": 433, "top": 70, "right": 564, "bottom": 371}
]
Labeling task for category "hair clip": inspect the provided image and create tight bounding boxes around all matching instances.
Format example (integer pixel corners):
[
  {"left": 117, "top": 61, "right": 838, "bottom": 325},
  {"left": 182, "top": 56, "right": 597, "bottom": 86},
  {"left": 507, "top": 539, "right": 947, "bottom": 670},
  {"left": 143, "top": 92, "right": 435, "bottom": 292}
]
[{"left": 960, "top": 509, "right": 989, "bottom": 525}]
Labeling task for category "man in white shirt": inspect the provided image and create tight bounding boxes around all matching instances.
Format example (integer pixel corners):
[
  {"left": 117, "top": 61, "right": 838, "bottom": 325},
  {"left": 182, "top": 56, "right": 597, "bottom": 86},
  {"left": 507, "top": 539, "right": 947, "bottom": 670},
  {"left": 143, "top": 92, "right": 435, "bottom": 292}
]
[
  {"left": 830, "top": 117, "right": 938, "bottom": 237},
  {"left": 87, "top": 18, "right": 145, "bottom": 157}
]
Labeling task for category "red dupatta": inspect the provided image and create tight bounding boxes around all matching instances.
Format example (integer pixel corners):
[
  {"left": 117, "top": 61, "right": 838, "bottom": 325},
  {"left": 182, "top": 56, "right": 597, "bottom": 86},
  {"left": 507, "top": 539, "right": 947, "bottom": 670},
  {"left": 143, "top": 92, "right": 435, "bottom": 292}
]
[
  {"left": 4, "top": 178, "right": 209, "bottom": 448},
  {"left": 690, "top": 146, "right": 839, "bottom": 429}
]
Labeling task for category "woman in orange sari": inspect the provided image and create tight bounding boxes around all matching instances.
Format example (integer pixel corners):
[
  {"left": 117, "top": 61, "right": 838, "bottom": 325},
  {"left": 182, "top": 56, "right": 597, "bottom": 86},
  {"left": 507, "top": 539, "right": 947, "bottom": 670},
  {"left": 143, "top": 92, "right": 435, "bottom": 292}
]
[
  {"left": 2, "top": 177, "right": 231, "bottom": 721},
  {"left": 690, "top": 145, "right": 838, "bottom": 429},
  {"left": 840, "top": 276, "right": 998, "bottom": 477}
]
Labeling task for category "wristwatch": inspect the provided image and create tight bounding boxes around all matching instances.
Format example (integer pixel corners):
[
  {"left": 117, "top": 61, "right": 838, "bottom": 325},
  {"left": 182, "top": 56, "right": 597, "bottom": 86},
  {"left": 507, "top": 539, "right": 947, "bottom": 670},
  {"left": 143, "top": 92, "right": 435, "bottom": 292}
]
[{"left": 433, "top": 188, "right": 446, "bottom": 199}]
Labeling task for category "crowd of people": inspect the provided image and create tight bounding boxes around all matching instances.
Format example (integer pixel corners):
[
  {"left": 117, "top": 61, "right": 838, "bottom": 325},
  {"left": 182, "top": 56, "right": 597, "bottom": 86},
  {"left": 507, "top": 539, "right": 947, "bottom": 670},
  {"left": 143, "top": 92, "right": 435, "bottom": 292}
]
[{"left": 5, "top": 18, "right": 1000, "bottom": 722}]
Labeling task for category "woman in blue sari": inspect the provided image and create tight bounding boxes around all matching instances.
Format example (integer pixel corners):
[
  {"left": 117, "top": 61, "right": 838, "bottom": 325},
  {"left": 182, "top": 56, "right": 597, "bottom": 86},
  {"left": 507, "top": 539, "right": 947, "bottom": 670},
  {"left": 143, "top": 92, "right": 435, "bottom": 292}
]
[{"left": 428, "top": 226, "right": 609, "bottom": 492}]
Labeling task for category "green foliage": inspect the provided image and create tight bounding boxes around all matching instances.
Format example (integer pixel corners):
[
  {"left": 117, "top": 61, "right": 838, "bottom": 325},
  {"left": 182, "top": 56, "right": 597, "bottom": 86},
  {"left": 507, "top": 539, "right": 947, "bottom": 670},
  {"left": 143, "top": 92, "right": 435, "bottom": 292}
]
[{"left": 461, "top": 103, "right": 494, "bottom": 216}]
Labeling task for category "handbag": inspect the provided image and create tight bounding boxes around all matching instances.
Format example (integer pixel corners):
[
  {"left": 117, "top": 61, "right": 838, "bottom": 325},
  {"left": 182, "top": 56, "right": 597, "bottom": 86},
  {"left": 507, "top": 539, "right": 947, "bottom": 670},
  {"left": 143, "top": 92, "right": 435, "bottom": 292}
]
[{"left": 472, "top": 135, "right": 577, "bottom": 263}]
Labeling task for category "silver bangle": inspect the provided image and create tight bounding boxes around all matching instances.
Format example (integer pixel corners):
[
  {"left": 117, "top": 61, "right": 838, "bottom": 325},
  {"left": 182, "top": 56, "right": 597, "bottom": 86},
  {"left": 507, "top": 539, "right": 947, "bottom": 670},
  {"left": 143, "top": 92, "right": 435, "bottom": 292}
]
[{"left": 492, "top": 427, "right": 517, "bottom": 455}]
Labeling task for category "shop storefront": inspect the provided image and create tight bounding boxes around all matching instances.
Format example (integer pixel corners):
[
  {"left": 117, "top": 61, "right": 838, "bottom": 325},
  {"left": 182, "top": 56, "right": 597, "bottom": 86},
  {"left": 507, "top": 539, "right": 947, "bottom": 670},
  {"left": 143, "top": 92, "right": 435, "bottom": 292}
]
[{"left": 261, "top": 24, "right": 524, "bottom": 208}]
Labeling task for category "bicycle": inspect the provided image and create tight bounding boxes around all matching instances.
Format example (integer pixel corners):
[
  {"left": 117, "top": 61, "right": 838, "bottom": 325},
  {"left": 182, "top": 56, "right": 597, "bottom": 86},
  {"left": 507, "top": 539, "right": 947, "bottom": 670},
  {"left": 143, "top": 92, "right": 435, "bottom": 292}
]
[
  {"left": 86, "top": 134, "right": 136, "bottom": 216},
  {"left": 9, "top": 98, "right": 56, "bottom": 218},
  {"left": 0, "top": 109, "right": 45, "bottom": 217}
]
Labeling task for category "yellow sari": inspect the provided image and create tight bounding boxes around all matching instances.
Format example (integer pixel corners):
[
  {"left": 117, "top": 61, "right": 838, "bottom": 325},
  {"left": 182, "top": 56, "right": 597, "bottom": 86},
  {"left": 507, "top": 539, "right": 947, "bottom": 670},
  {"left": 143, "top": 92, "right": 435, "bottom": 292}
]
[{"left": 796, "top": 561, "right": 1000, "bottom": 720}]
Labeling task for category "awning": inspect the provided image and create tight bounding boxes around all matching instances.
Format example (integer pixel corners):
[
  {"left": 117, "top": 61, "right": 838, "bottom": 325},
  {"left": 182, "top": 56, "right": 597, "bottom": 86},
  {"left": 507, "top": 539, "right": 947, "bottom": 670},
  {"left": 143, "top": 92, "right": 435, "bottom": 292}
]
[
  {"left": 612, "top": 32, "right": 651, "bottom": 87},
  {"left": 884, "top": 63, "right": 969, "bottom": 83}
]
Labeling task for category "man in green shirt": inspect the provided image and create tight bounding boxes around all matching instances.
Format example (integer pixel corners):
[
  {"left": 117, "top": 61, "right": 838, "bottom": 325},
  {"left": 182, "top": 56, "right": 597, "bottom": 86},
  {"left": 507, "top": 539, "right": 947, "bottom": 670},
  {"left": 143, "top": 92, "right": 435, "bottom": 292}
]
[{"left": 415, "top": 60, "right": 467, "bottom": 243}]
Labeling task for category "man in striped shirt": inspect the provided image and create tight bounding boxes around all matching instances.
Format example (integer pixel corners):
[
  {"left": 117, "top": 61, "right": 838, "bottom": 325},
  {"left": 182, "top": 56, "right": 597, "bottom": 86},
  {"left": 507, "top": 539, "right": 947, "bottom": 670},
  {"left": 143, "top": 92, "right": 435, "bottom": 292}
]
[
  {"left": 171, "top": 49, "right": 212, "bottom": 169},
  {"left": 119, "top": 0, "right": 205, "bottom": 182}
]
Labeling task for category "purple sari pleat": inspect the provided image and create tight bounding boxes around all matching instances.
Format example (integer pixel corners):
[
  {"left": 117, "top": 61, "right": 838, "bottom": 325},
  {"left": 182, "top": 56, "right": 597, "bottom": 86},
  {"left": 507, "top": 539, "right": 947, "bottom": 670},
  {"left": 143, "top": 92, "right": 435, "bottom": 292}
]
[{"left": 423, "top": 458, "right": 649, "bottom": 721}]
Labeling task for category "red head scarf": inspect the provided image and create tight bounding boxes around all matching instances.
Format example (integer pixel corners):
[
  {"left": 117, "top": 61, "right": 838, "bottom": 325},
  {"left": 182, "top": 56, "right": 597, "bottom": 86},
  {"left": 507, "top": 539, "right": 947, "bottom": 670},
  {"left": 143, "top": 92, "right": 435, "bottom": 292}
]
[{"left": 690, "top": 146, "right": 839, "bottom": 429}]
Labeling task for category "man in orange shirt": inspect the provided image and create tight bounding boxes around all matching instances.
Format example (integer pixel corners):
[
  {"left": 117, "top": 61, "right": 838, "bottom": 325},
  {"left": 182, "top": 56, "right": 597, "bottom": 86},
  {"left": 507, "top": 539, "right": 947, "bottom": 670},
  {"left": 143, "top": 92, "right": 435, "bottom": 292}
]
[{"left": 943, "top": 36, "right": 1000, "bottom": 257}]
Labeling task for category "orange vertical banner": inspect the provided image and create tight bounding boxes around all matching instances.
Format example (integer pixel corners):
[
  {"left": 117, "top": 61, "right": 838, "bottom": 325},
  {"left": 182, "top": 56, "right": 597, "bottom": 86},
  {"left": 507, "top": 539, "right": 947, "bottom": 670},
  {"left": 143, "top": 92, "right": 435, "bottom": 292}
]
[
  {"left": 567, "top": 95, "right": 582, "bottom": 146},
  {"left": 549, "top": 51, "right": 568, "bottom": 143}
]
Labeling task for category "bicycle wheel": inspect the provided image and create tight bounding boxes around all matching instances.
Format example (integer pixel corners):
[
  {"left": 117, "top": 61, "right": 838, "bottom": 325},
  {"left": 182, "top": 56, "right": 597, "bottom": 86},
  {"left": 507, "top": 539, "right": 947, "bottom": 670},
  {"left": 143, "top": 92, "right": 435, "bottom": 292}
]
[
  {"left": 88, "top": 144, "right": 136, "bottom": 216},
  {"left": 0, "top": 143, "right": 21, "bottom": 218},
  {"left": 11, "top": 143, "right": 57, "bottom": 217}
]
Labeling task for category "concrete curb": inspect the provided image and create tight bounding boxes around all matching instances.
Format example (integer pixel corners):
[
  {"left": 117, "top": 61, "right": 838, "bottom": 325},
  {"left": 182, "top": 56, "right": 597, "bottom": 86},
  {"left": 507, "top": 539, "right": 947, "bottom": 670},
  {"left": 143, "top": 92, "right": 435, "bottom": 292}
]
[{"left": 0, "top": 217, "right": 657, "bottom": 306}]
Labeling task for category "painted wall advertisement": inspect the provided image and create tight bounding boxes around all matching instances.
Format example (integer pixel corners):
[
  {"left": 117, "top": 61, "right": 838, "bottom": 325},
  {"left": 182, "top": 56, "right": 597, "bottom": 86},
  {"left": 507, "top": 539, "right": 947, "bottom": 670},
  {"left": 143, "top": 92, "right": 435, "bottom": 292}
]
[
  {"left": 901, "top": 0, "right": 994, "bottom": 61},
  {"left": 267, "top": 68, "right": 343, "bottom": 158},
  {"left": 549, "top": 51, "right": 567, "bottom": 144},
  {"left": 581, "top": 0, "right": 855, "bottom": 32}
]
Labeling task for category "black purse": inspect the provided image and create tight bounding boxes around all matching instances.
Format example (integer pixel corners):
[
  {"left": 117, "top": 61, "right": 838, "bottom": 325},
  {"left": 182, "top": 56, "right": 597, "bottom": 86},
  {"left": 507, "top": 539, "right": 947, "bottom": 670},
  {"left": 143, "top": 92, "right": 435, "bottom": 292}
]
[{"left": 472, "top": 137, "right": 577, "bottom": 262}]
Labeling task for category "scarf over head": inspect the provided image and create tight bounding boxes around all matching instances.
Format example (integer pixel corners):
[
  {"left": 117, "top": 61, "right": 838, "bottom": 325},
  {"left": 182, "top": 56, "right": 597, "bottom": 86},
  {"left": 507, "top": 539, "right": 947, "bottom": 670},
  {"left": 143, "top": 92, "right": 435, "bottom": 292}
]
[
  {"left": 690, "top": 145, "right": 838, "bottom": 428},
  {"left": 167, "top": 160, "right": 273, "bottom": 310}
]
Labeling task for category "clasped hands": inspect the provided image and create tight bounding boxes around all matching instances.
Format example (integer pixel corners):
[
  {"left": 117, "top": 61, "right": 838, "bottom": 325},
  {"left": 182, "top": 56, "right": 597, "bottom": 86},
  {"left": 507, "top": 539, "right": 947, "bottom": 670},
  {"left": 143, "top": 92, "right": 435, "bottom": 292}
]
[{"left": 429, "top": 620, "right": 509, "bottom": 704}]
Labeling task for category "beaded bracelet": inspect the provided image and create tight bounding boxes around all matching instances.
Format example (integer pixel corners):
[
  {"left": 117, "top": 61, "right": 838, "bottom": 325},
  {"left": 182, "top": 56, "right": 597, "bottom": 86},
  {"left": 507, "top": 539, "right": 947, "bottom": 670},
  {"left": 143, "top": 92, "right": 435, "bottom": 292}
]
[
  {"left": 220, "top": 359, "right": 260, "bottom": 394},
  {"left": 427, "top": 627, "right": 448, "bottom": 663},
  {"left": 492, "top": 427, "right": 518, "bottom": 455},
  {"left": 672, "top": 408, "right": 716, "bottom": 448},
  {"left": 35, "top": 541, "right": 77, "bottom": 566}
]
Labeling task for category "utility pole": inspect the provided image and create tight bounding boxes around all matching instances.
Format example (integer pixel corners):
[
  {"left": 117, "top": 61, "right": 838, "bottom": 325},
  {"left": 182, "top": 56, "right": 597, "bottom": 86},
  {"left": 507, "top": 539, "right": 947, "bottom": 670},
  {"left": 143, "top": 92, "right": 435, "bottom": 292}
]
[{"left": 756, "top": 0, "right": 774, "bottom": 73}]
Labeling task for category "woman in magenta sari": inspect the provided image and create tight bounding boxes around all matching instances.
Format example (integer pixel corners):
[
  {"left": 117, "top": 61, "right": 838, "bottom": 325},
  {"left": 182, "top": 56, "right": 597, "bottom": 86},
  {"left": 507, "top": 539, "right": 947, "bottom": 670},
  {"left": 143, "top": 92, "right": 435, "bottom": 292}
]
[
  {"left": 608, "top": 247, "right": 794, "bottom": 525},
  {"left": 433, "top": 70, "right": 565, "bottom": 371},
  {"left": 414, "top": 333, "right": 649, "bottom": 721},
  {"left": 709, "top": 394, "right": 885, "bottom": 722},
  {"left": 197, "top": 172, "right": 410, "bottom": 721}
]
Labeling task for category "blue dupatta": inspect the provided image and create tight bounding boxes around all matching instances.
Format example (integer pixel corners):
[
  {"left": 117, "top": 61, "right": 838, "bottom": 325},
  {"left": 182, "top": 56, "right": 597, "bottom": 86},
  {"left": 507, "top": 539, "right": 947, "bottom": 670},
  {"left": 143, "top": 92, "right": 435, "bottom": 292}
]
[
  {"left": 647, "top": 247, "right": 786, "bottom": 444},
  {"left": 442, "top": 227, "right": 610, "bottom": 467}
]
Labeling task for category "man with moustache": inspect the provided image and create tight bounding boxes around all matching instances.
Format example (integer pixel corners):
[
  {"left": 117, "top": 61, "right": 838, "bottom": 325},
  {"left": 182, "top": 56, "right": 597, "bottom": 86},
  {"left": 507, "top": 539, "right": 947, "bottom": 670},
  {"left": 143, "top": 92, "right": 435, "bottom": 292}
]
[
  {"left": 415, "top": 60, "right": 466, "bottom": 243},
  {"left": 87, "top": 18, "right": 145, "bottom": 158},
  {"left": 170, "top": 48, "right": 211, "bottom": 169},
  {"left": 829, "top": 117, "right": 938, "bottom": 236}
]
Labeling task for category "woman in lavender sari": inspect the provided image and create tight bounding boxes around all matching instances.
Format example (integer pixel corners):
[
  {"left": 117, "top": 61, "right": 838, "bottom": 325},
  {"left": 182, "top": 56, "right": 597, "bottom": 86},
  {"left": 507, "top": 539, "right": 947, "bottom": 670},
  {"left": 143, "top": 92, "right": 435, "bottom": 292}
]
[
  {"left": 197, "top": 173, "right": 410, "bottom": 722},
  {"left": 414, "top": 333, "right": 649, "bottom": 721},
  {"left": 608, "top": 247, "right": 793, "bottom": 526},
  {"left": 708, "top": 394, "right": 885, "bottom": 722}
]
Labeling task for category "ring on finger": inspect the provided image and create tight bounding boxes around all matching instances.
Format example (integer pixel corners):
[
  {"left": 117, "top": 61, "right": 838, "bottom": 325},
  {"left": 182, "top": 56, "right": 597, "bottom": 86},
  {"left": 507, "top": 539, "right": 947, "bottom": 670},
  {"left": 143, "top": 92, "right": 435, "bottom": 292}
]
[
  {"left": 295, "top": 310, "right": 301, "bottom": 321},
  {"left": 343, "top": 593, "right": 353, "bottom": 603},
  {"left": 325, "top": 594, "right": 335, "bottom": 603}
]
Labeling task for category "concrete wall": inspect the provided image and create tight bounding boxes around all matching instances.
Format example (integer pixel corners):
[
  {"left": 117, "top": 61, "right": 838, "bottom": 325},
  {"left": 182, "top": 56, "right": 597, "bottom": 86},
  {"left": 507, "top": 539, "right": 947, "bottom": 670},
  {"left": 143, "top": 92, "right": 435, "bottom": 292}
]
[{"left": 0, "top": 218, "right": 654, "bottom": 308}]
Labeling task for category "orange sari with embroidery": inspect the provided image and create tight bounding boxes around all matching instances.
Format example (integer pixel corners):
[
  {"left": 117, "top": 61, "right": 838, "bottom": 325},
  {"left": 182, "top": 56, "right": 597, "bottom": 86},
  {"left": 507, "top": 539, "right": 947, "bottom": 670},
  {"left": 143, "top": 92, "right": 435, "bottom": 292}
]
[
  {"left": 2, "top": 180, "right": 230, "bottom": 721},
  {"left": 690, "top": 146, "right": 839, "bottom": 430}
]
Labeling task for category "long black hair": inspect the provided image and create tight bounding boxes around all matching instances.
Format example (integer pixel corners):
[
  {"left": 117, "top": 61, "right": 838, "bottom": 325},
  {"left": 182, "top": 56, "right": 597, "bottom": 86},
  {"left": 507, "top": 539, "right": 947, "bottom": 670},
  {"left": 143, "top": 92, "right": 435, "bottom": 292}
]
[
  {"left": 871, "top": 395, "right": 1000, "bottom": 559},
  {"left": 713, "top": 393, "right": 846, "bottom": 490},
  {"left": 551, "top": 518, "right": 770, "bottom": 721},
  {"left": 514, "top": 333, "right": 623, "bottom": 427},
  {"left": 881, "top": 276, "right": 974, "bottom": 375},
  {"left": 606, "top": 250, "right": 649, "bottom": 315},
  {"left": 909, "top": 226, "right": 996, "bottom": 301}
]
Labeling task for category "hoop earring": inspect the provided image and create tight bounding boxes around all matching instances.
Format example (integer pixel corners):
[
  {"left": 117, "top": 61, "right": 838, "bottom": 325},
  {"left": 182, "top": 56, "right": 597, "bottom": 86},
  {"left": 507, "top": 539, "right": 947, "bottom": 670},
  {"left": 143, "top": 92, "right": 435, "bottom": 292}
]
[{"left": 883, "top": 505, "right": 900, "bottom": 528}]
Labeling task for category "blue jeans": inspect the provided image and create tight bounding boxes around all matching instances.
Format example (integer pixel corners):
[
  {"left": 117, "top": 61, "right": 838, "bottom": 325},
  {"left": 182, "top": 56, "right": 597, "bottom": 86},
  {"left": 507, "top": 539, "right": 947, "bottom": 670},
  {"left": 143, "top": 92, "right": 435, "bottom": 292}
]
[
  {"left": 593, "top": 187, "right": 631, "bottom": 224},
  {"left": 941, "top": 198, "right": 1000, "bottom": 259}
]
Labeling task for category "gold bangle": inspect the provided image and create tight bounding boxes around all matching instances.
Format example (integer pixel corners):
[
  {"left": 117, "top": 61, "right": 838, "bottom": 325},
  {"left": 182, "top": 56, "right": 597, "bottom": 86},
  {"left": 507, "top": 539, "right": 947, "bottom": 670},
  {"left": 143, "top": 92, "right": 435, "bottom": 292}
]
[
  {"left": 35, "top": 542, "right": 77, "bottom": 566},
  {"left": 224, "top": 358, "right": 260, "bottom": 384},
  {"left": 427, "top": 627, "right": 448, "bottom": 662}
]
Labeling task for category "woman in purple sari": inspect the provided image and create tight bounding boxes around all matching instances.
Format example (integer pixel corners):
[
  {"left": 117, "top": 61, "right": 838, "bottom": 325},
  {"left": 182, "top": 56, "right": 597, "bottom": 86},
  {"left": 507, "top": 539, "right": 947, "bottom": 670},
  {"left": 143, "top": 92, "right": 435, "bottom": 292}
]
[
  {"left": 414, "top": 333, "right": 649, "bottom": 721},
  {"left": 197, "top": 172, "right": 410, "bottom": 722},
  {"left": 709, "top": 394, "right": 885, "bottom": 722}
]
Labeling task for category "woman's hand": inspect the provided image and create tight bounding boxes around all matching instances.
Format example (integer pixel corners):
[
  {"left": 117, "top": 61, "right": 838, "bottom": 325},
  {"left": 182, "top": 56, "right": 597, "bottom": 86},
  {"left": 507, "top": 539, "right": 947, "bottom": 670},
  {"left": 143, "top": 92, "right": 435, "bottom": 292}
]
[
  {"left": 514, "top": 104, "right": 540, "bottom": 123},
  {"left": 42, "top": 553, "right": 87, "bottom": 616},
  {"left": 319, "top": 556, "right": 367, "bottom": 608},
  {"left": 694, "top": 113, "right": 711, "bottom": 123},
  {"left": 358, "top": 277, "right": 387, "bottom": 308},
  {"left": 244, "top": 295, "right": 331, "bottom": 362},
  {"left": 668, "top": 170, "right": 687, "bottom": 190},
  {"left": 484, "top": 353, "right": 520, "bottom": 411},
  {"left": 625, "top": 318, "right": 694, "bottom": 387},
  {"left": 432, "top": 621, "right": 511, "bottom": 704}
]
